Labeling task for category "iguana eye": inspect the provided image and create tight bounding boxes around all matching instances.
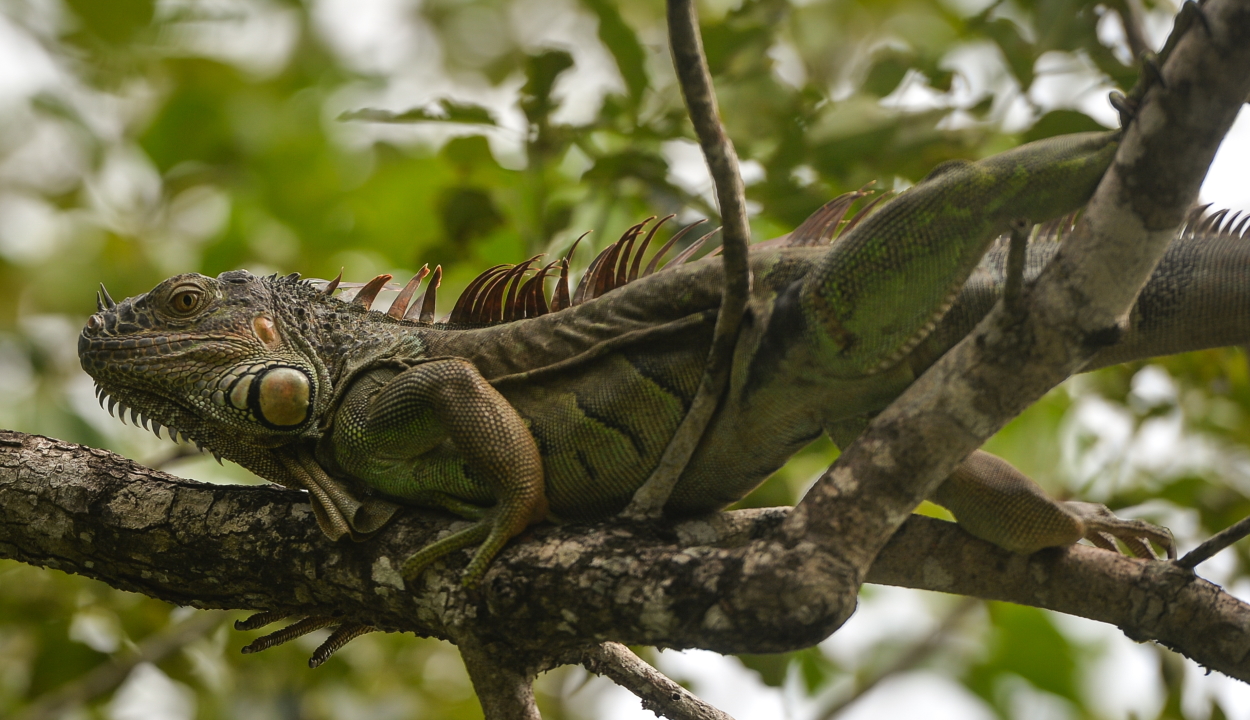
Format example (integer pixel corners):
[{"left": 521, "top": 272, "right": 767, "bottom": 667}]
[{"left": 167, "top": 286, "right": 203, "bottom": 316}]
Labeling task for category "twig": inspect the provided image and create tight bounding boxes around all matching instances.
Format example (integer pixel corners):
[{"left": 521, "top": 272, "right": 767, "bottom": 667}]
[
  {"left": 1112, "top": 0, "right": 1150, "bottom": 60},
  {"left": 14, "top": 610, "right": 228, "bottom": 720},
  {"left": 582, "top": 642, "right": 737, "bottom": 720},
  {"left": 818, "top": 598, "right": 979, "bottom": 719},
  {"left": 624, "top": 0, "right": 753, "bottom": 519},
  {"left": 1178, "top": 515, "right": 1250, "bottom": 569},
  {"left": 146, "top": 443, "right": 205, "bottom": 471},
  {"left": 1002, "top": 220, "right": 1030, "bottom": 316}
]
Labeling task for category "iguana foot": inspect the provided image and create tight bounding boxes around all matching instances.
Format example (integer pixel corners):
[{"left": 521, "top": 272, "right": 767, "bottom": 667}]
[
  {"left": 401, "top": 520, "right": 492, "bottom": 586},
  {"left": 236, "top": 612, "right": 377, "bottom": 668},
  {"left": 1112, "top": 0, "right": 1208, "bottom": 129},
  {"left": 1064, "top": 501, "right": 1176, "bottom": 560},
  {"left": 400, "top": 503, "right": 533, "bottom": 588}
]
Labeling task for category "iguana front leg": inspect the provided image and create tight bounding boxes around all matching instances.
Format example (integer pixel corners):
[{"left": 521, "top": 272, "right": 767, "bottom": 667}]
[
  {"left": 802, "top": 131, "right": 1119, "bottom": 376},
  {"left": 329, "top": 358, "right": 548, "bottom": 587},
  {"left": 933, "top": 450, "right": 1175, "bottom": 558}
]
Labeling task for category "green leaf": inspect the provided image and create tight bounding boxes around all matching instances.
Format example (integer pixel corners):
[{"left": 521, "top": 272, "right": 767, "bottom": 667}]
[
  {"left": 64, "top": 0, "right": 154, "bottom": 44},
  {"left": 339, "top": 100, "right": 497, "bottom": 126},
  {"left": 966, "top": 603, "right": 1079, "bottom": 703},
  {"left": 581, "top": 0, "right": 648, "bottom": 106},
  {"left": 1022, "top": 110, "right": 1108, "bottom": 143},
  {"left": 736, "top": 648, "right": 840, "bottom": 693},
  {"left": 439, "top": 187, "right": 505, "bottom": 245},
  {"left": 583, "top": 149, "right": 670, "bottom": 187},
  {"left": 981, "top": 18, "right": 1036, "bottom": 90},
  {"left": 736, "top": 653, "right": 790, "bottom": 687},
  {"left": 863, "top": 54, "right": 912, "bottom": 98},
  {"left": 521, "top": 50, "right": 576, "bottom": 124}
]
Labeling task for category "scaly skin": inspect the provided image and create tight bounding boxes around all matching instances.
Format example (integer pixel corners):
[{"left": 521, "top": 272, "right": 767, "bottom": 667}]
[{"left": 81, "top": 131, "right": 1247, "bottom": 587}]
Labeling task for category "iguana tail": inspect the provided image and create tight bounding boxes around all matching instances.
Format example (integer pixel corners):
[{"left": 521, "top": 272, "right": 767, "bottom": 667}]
[{"left": 1086, "top": 208, "right": 1250, "bottom": 369}]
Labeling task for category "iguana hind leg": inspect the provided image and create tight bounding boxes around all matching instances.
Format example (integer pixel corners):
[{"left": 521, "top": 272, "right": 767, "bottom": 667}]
[
  {"left": 933, "top": 450, "right": 1174, "bottom": 559},
  {"left": 331, "top": 358, "right": 548, "bottom": 587}
]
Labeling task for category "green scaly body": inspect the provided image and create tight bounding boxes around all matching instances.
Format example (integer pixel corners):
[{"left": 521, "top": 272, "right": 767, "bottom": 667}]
[{"left": 80, "top": 131, "right": 1242, "bottom": 584}]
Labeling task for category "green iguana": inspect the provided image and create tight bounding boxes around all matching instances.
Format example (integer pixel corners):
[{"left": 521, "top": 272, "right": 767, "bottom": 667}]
[{"left": 81, "top": 130, "right": 1240, "bottom": 614}]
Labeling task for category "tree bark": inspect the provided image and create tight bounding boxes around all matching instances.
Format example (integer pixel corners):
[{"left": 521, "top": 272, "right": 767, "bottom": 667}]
[{"left": 3, "top": 429, "right": 1249, "bottom": 681}]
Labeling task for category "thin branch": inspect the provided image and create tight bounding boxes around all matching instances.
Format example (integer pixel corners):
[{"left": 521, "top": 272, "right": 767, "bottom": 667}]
[
  {"left": 1179, "top": 515, "right": 1250, "bottom": 569},
  {"left": 14, "top": 610, "right": 228, "bottom": 720},
  {"left": 0, "top": 7, "right": 1245, "bottom": 720},
  {"left": 1111, "top": 0, "right": 1150, "bottom": 61},
  {"left": 1002, "top": 220, "right": 1029, "bottom": 316},
  {"left": 145, "top": 443, "right": 206, "bottom": 471},
  {"left": 582, "top": 642, "right": 737, "bottom": 720},
  {"left": 625, "top": 0, "right": 752, "bottom": 519}
]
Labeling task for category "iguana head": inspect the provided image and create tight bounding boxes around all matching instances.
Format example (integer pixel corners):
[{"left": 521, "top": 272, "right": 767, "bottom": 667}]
[{"left": 79, "top": 270, "right": 333, "bottom": 463}]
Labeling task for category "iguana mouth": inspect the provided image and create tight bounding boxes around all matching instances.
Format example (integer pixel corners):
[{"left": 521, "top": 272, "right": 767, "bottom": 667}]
[{"left": 91, "top": 382, "right": 179, "bottom": 441}]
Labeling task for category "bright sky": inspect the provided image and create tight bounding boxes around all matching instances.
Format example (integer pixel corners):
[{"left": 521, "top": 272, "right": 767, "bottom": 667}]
[{"left": 1203, "top": 106, "right": 1250, "bottom": 215}]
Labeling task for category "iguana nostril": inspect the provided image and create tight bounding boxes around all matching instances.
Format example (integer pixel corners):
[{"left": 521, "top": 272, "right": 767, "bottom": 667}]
[{"left": 87, "top": 315, "right": 102, "bottom": 330}]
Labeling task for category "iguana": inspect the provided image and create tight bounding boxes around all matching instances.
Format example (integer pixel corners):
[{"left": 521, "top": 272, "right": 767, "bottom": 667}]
[{"left": 80, "top": 130, "right": 1243, "bottom": 622}]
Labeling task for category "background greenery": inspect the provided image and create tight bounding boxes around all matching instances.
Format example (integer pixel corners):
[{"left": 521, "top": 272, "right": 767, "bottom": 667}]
[{"left": 1, "top": 0, "right": 1248, "bottom": 717}]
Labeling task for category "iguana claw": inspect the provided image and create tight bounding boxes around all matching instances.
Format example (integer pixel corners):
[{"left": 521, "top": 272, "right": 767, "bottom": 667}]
[
  {"left": 1113, "top": 0, "right": 1208, "bottom": 130},
  {"left": 237, "top": 612, "right": 377, "bottom": 668},
  {"left": 1064, "top": 501, "right": 1177, "bottom": 560}
]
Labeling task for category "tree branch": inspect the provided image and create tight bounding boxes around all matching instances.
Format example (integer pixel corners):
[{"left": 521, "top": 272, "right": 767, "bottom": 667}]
[
  {"left": 626, "top": 0, "right": 753, "bottom": 518},
  {"left": 582, "top": 642, "right": 736, "bottom": 720},
  {"left": 1179, "top": 515, "right": 1250, "bottom": 569},
  {"left": 3, "top": 5, "right": 1249, "bottom": 715},
  {"left": 4, "top": 429, "right": 1250, "bottom": 681},
  {"left": 782, "top": 0, "right": 1250, "bottom": 589},
  {"left": 866, "top": 516, "right": 1250, "bottom": 679},
  {"left": 459, "top": 636, "right": 542, "bottom": 720}
]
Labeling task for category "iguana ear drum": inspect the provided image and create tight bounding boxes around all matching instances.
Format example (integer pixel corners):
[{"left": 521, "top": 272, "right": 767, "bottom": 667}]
[{"left": 252, "top": 367, "right": 311, "bottom": 429}]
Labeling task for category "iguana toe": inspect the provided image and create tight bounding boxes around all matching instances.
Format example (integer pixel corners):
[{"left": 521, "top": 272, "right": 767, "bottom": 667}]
[
  {"left": 400, "top": 520, "right": 493, "bottom": 587},
  {"left": 1065, "top": 501, "right": 1176, "bottom": 560}
]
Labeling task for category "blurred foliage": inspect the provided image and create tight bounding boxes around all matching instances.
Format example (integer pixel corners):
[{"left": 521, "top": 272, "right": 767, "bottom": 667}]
[{"left": 0, "top": 0, "right": 1246, "bottom": 718}]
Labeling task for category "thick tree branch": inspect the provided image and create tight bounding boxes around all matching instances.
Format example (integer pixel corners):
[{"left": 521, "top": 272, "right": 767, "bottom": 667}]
[
  {"left": 867, "top": 516, "right": 1250, "bottom": 678},
  {"left": 4, "top": 430, "right": 1250, "bottom": 681},
  {"left": 783, "top": 0, "right": 1250, "bottom": 587}
]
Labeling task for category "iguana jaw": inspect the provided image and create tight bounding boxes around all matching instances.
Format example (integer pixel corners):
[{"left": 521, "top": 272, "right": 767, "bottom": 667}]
[{"left": 79, "top": 272, "right": 323, "bottom": 459}]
